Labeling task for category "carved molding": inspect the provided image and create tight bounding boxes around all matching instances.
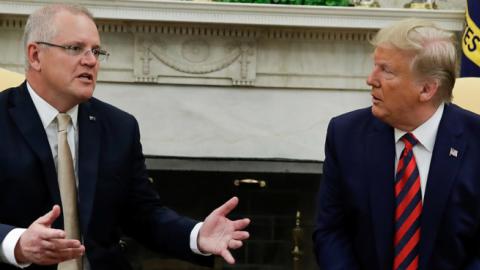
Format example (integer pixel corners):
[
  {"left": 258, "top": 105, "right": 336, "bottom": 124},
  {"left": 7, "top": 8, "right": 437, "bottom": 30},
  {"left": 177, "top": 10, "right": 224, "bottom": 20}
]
[
  {"left": 0, "top": 1, "right": 464, "bottom": 90},
  {"left": 134, "top": 34, "right": 257, "bottom": 86},
  {"left": 126, "top": 20, "right": 377, "bottom": 88},
  {"left": 0, "top": 17, "right": 25, "bottom": 30},
  {"left": 126, "top": 23, "right": 374, "bottom": 41},
  {"left": 0, "top": 0, "right": 464, "bottom": 31},
  {"left": 0, "top": 17, "right": 375, "bottom": 42}
]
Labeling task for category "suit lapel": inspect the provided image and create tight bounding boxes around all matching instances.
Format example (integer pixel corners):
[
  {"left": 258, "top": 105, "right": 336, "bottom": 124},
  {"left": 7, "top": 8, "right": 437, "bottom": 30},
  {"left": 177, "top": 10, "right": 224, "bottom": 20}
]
[
  {"left": 419, "top": 104, "right": 465, "bottom": 269},
  {"left": 367, "top": 117, "right": 396, "bottom": 270},
  {"left": 8, "top": 83, "right": 62, "bottom": 208},
  {"left": 77, "top": 101, "right": 100, "bottom": 235}
]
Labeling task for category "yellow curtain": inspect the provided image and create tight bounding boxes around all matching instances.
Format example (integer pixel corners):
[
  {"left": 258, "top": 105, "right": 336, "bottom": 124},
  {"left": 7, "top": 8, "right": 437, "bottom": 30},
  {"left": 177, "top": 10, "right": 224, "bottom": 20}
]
[
  {"left": 452, "top": 77, "right": 480, "bottom": 114},
  {"left": 0, "top": 68, "right": 24, "bottom": 91}
]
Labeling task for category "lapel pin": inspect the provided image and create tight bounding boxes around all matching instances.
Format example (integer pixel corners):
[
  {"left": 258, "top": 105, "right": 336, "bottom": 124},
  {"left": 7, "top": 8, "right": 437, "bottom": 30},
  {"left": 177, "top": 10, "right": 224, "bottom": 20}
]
[
  {"left": 89, "top": 115, "right": 96, "bottom": 121},
  {"left": 449, "top": 147, "right": 458, "bottom": 158}
]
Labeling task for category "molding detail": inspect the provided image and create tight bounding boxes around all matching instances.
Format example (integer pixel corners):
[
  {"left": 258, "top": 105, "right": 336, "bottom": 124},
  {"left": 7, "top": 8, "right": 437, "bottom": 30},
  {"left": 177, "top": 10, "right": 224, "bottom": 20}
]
[
  {"left": 0, "top": 17, "right": 25, "bottom": 30},
  {"left": 0, "top": 17, "right": 375, "bottom": 42},
  {"left": 134, "top": 34, "right": 257, "bottom": 85},
  {"left": 265, "top": 29, "right": 373, "bottom": 41},
  {"left": 0, "top": 0, "right": 465, "bottom": 90},
  {"left": 97, "top": 22, "right": 130, "bottom": 33},
  {"left": 151, "top": 40, "right": 241, "bottom": 74},
  {"left": 181, "top": 39, "right": 210, "bottom": 63},
  {"left": 0, "top": 0, "right": 465, "bottom": 31}
]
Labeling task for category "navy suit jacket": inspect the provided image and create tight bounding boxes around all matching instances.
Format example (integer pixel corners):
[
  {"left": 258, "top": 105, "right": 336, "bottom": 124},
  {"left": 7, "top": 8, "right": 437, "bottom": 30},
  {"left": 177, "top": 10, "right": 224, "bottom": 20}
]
[
  {"left": 313, "top": 104, "right": 480, "bottom": 270},
  {"left": 0, "top": 82, "right": 212, "bottom": 269}
]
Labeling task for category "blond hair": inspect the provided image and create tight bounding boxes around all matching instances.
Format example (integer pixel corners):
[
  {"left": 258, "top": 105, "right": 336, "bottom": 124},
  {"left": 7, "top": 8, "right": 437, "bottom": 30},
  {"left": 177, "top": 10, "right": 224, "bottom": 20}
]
[{"left": 371, "top": 18, "right": 457, "bottom": 103}]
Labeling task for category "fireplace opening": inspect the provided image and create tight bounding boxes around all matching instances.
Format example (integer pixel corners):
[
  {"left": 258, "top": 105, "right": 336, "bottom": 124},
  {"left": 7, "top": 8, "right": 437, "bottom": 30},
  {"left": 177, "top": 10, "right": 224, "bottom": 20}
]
[{"left": 122, "top": 156, "right": 322, "bottom": 270}]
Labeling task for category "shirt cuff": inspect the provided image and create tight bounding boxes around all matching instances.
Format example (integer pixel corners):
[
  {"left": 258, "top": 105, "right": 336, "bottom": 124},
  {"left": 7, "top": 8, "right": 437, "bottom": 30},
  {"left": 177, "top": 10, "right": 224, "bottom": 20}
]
[
  {"left": 0, "top": 228, "right": 31, "bottom": 268},
  {"left": 189, "top": 222, "right": 211, "bottom": 256}
]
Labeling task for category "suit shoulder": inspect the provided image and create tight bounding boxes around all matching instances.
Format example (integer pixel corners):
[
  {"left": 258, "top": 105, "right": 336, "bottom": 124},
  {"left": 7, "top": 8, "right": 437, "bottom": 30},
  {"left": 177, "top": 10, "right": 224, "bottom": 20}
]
[
  {"left": 0, "top": 89, "right": 8, "bottom": 103},
  {"left": 85, "top": 98, "right": 140, "bottom": 134},
  {"left": 448, "top": 103, "right": 480, "bottom": 121},
  {"left": 329, "top": 107, "right": 376, "bottom": 131},
  {"left": 0, "top": 83, "right": 26, "bottom": 108},
  {"left": 0, "top": 84, "right": 21, "bottom": 97},
  {"left": 447, "top": 103, "right": 480, "bottom": 133},
  {"left": 88, "top": 97, "right": 136, "bottom": 122}
]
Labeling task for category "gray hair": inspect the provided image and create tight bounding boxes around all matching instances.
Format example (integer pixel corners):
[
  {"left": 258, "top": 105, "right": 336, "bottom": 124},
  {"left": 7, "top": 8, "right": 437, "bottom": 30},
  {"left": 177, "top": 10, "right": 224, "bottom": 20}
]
[
  {"left": 371, "top": 18, "right": 457, "bottom": 103},
  {"left": 23, "top": 4, "right": 94, "bottom": 70}
]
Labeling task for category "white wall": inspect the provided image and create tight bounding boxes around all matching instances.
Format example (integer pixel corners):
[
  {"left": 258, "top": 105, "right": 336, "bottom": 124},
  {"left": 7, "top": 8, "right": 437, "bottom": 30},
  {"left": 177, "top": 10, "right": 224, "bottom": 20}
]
[
  {"left": 95, "top": 82, "right": 371, "bottom": 160},
  {"left": 0, "top": 0, "right": 464, "bottom": 161}
]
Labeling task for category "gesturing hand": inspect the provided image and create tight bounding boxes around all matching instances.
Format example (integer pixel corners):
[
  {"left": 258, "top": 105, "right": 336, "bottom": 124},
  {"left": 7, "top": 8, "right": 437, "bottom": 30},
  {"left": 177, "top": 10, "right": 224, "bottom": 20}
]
[
  {"left": 14, "top": 205, "right": 85, "bottom": 265},
  {"left": 197, "top": 197, "right": 250, "bottom": 264}
]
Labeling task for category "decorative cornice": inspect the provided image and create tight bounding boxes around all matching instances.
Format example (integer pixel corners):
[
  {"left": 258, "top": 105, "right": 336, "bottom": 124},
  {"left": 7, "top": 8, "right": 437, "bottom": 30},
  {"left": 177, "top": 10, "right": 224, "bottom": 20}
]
[
  {"left": 0, "top": 17, "right": 25, "bottom": 30},
  {"left": 0, "top": 15, "right": 375, "bottom": 41},
  {"left": 0, "top": 0, "right": 465, "bottom": 31}
]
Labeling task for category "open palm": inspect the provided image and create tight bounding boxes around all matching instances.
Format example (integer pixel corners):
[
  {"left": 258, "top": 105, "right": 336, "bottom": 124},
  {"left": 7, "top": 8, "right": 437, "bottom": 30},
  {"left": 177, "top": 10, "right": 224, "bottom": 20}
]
[{"left": 197, "top": 197, "right": 250, "bottom": 264}]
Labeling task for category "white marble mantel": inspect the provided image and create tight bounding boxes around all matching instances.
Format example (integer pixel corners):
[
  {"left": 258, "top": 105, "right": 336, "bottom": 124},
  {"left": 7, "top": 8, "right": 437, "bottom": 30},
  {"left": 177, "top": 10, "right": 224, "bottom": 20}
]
[
  {"left": 0, "top": 0, "right": 465, "bottom": 30},
  {"left": 0, "top": 1, "right": 466, "bottom": 161}
]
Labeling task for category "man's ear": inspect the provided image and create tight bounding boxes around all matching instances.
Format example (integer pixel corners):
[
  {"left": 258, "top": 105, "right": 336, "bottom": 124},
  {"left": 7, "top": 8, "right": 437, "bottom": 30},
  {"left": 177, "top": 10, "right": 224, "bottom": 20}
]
[
  {"left": 419, "top": 79, "right": 439, "bottom": 102},
  {"left": 27, "top": 43, "right": 41, "bottom": 71}
]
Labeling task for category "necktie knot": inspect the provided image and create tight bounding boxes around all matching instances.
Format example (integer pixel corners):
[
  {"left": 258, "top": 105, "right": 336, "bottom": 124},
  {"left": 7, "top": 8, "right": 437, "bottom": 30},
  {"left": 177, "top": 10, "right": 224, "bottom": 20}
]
[
  {"left": 57, "top": 113, "right": 71, "bottom": 132},
  {"left": 401, "top": 132, "right": 418, "bottom": 150}
]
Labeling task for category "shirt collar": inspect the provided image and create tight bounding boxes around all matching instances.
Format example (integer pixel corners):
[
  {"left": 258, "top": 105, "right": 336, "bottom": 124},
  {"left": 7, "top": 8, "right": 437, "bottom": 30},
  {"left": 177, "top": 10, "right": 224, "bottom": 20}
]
[
  {"left": 26, "top": 81, "right": 78, "bottom": 130},
  {"left": 394, "top": 103, "right": 444, "bottom": 152}
]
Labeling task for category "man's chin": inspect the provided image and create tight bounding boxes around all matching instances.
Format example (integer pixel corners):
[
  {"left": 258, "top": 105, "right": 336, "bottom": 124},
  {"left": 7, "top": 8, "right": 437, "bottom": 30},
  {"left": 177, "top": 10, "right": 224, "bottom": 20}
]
[
  {"left": 371, "top": 106, "right": 385, "bottom": 120},
  {"left": 76, "top": 88, "right": 95, "bottom": 102}
]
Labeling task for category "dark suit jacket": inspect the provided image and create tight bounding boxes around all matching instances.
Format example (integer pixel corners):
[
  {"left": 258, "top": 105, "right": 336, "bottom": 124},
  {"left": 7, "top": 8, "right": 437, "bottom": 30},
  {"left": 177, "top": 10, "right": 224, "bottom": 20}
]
[
  {"left": 0, "top": 82, "right": 212, "bottom": 269},
  {"left": 313, "top": 104, "right": 480, "bottom": 270}
]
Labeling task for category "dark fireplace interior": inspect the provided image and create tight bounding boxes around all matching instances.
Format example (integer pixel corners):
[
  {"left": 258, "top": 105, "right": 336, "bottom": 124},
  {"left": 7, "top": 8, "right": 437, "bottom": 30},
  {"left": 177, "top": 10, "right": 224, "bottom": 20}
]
[{"left": 122, "top": 157, "right": 322, "bottom": 270}]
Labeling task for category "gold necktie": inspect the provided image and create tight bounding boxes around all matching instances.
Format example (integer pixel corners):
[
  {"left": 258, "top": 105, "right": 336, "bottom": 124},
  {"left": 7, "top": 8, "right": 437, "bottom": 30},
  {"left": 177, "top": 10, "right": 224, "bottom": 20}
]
[{"left": 56, "top": 113, "right": 82, "bottom": 270}]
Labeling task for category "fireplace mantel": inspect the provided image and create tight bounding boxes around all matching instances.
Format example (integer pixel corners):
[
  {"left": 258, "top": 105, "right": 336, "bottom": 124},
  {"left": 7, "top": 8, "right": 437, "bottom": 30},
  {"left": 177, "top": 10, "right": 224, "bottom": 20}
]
[
  {"left": 0, "top": 0, "right": 465, "bottom": 30},
  {"left": 0, "top": 1, "right": 467, "bottom": 161},
  {"left": 0, "top": 0, "right": 465, "bottom": 89}
]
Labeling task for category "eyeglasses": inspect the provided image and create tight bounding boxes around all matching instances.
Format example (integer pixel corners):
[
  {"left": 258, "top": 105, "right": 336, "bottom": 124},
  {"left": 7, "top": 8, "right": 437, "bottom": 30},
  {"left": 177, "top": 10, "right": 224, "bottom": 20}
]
[{"left": 35, "top": 41, "right": 110, "bottom": 62}]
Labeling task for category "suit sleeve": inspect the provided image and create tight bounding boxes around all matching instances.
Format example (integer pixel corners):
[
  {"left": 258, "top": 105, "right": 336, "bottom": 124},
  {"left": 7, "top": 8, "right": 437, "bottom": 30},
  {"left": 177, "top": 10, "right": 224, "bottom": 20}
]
[
  {"left": 120, "top": 117, "right": 213, "bottom": 266},
  {"left": 0, "top": 225, "right": 15, "bottom": 244},
  {"left": 464, "top": 260, "right": 480, "bottom": 270},
  {"left": 313, "top": 119, "right": 360, "bottom": 270},
  {"left": 464, "top": 246, "right": 480, "bottom": 270},
  {"left": 0, "top": 225, "right": 15, "bottom": 264}
]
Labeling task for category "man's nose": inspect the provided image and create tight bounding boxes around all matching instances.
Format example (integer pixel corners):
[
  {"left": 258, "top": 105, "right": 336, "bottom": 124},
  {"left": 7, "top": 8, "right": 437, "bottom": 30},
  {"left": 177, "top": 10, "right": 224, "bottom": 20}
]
[
  {"left": 366, "top": 70, "right": 379, "bottom": 88},
  {"left": 81, "top": 50, "right": 98, "bottom": 66}
]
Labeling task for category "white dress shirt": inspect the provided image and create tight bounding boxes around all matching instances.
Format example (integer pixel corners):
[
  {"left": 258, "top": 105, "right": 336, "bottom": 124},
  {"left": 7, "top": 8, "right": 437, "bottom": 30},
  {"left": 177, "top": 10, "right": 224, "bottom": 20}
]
[
  {"left": 0, "top": 82, "right": 206, "bottom": 268},
  {"left": 394, "top": 103, "right": 445, "bottom": 201}
]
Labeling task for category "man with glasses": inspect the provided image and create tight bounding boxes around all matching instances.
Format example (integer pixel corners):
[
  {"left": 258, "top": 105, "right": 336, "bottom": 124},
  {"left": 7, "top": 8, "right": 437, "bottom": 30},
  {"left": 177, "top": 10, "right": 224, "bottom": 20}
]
[
  {"left": 0, "top": 4, "right": 249, "bottom": 269},
  {"left": 34, "top": 42, "right": 110, "bottom": 62}
]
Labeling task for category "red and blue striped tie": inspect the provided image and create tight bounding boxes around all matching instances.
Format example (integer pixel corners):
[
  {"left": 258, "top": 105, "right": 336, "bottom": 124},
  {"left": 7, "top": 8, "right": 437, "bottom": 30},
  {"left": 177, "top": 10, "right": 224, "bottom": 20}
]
[{"left": 393, "top": 132, "right": 422, "bottom": 270}]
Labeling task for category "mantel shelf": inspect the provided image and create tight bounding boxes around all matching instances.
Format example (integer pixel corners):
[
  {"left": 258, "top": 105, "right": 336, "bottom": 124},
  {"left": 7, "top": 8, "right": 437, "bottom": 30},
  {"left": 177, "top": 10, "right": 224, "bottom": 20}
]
[{"left": 0, "top": 0, "right": 465, "bottom": 31}]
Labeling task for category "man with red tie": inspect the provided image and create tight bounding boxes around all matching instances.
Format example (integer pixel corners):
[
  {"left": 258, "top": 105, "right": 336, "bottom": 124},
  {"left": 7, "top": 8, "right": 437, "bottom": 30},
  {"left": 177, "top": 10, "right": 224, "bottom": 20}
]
[{"left": 313, "top": 18, "right": 480, "bottom": 270}]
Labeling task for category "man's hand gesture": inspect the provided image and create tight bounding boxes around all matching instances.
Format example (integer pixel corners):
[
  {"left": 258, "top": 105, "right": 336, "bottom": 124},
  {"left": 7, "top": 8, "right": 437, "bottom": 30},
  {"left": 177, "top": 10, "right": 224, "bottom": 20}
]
[
  {"left": 197, "top": 197, "right": 250, "bottom": 264},
  {"left": 14, "top": 205, "right": 85, "bottom": 265}
]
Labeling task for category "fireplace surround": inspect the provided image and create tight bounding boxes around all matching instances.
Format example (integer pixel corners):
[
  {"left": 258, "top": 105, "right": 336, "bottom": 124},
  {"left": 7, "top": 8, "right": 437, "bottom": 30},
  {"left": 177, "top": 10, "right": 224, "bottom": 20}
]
[{"left": 123, "top": 156, "right": 322, "bottom": 269}]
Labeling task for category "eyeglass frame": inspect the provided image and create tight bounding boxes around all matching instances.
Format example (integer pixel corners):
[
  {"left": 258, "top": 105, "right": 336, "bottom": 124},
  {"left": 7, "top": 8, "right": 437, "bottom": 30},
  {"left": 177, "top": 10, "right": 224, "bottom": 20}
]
[{"left": 35, "top": 41, "right": 110, "bottom": 62}]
